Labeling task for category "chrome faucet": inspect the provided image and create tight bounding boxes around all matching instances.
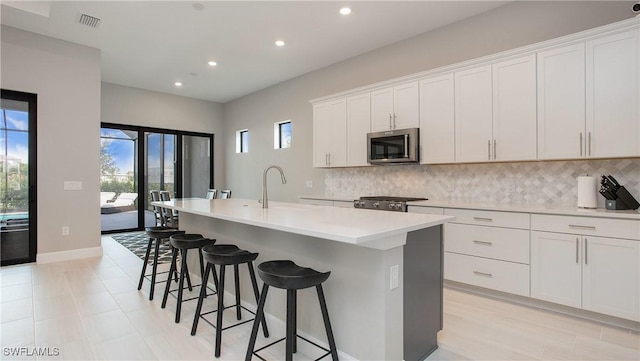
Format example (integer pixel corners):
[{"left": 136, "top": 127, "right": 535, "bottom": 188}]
[{"left": 262, "top": 165, "right": 287, "bottom": 208}]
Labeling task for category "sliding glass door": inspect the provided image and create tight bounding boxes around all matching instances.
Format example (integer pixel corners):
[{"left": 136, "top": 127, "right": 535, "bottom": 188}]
[
  {"left": 100, "top": 126, "right": 140, "bottom": 232},
  {"left": 100, "top": 124, "right": 213, "bottom": 233},
  {"left": 144, "top": 132, "right": 176, "bottom": 218},
  {"left": 1, "top": 89, "right": 37, "bottom": 266},
  {"left": 181, "top": 134, "right": 212, "bottom": 198}
]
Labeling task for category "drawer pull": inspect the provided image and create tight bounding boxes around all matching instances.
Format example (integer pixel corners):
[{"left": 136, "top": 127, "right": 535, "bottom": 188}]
[
  {"left": 473, "top": 271, "right": 493, "bottom": 278},
  {"left": 473, "top": 240, "right": 493, "bottom": 246},
  {"left": 569, "top": 224, "right": 596, "bottom": 230},
  {"left": 473, "top": 217, "right": 493, "bottom": 222},
  {"left": 575, "top": 238, "right": 579, "bottom": 264}
]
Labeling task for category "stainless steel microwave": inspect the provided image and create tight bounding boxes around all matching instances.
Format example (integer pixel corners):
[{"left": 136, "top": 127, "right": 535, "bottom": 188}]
[{"left": 367, "top": 128, "right": 419, "bottom": 164}]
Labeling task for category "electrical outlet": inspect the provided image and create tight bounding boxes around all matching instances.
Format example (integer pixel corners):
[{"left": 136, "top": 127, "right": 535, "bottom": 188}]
[
  {"left": 62, "top": 226, "right": 69, "bottom": 236},
  {"left": 390, "top": 265, "right": 399, "bottom": 290},
  {"left": 305, "top": 180, "right": 313, "bottom": 188}
]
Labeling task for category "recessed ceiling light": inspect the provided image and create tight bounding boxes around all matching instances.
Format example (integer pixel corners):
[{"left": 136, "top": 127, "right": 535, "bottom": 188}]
[
  {"left": 174, "top": 82, "right": 183, "bottom": 87},
  {"left": 208, "top": 61, "right": 217, "bottom": 67},
  {"left": 275, "top": 40, "right": 285, "bottom": 47},
  {"left": 339, "top": 7, "right": 351, "bottom": 15},
  {"left": 192, "top": 3, "right": 204, "bottom": 11}
]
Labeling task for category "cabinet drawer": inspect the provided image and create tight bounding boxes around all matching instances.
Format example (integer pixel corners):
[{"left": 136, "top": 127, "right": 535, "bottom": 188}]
[
  {"left": 531, "top": 214, "right": 640, "bottom": 240},
  {"left": 407, "top": 206, "right": 444, "bottom": 215},
  {"left": 444, "top": 252, "right": 530, "bottom": 296},
  {"left": 445, "top": 208, "right": 530, "bottom": 229},
  {"left": 445, "top": 223, "right": 529, "bottom": 263}
]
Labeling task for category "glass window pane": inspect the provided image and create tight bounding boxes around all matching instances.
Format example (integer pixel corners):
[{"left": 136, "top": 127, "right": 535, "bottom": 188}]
[
  {"left": 4, "top": 110, "right": 28, "bottom": 131},
  {"left": 3, "top": 130, "right": 29, "bottom": 213},
  {"left": 241, "top": 131, "right": 249, "bottom": 153},
  {"left": 279, "top": 122, "right": 291, "bottom": 148},
  {"left": 164, "top": 135, "right": 175, "bottom": 195}
]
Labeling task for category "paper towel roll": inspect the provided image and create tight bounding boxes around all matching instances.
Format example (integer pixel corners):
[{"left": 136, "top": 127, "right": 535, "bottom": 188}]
[{"left": 577, "top": 176, "right": 597, "bottom": 208}]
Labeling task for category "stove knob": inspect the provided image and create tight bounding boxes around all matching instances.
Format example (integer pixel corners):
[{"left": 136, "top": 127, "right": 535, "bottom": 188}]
[
  {"left": 373, "top": 202, "right": 380, "bottom": 208},
  {"left": 388, "top": 203, "right": 396, "bottom": 210}
]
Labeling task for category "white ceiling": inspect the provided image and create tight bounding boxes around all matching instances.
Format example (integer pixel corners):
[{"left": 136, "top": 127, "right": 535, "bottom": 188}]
[{"left": 1, "top": 1, "right": 509, "bottom": 103}]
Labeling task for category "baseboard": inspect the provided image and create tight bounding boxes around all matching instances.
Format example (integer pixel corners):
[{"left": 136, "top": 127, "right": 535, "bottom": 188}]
[{"left": 36, "top": 246, "right": 103, "bottom": 263}]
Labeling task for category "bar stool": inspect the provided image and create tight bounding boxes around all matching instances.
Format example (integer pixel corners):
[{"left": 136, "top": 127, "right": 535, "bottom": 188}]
[
  {"left": 245, "top": 260, "right": 338, "bottom": 361},
  {"left": 191, "top": 245, "right": 269, "bottom": 358},
  {"left": 161, "top": 233, "right": 216, "bottom": 323},
  {"left": 137, "top": 227, "right": 185, "bottom": 300}
]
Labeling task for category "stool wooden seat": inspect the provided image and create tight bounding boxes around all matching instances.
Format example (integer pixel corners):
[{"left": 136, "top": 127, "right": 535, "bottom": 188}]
[
  {"left": 192, "top": 245, "right": 269, "bottom": 358},
  {"left": 246, "top": 260, "right": 338, "bottom": 361}
]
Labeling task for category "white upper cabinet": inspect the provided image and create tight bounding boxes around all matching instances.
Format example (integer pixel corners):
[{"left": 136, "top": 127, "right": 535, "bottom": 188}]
[
  {"left": 346, "top": 93, "right": 371, "bottom": 166},
  {"left": 371, "top": 82, "right": 419, "bottom": 132},
  {"left": 419, "top": 73, "right": 455, "bottom": 164},
  {"left": 492, "top": 54, "right": 537, "bottom": 161},
  {"left": 538, "top": 29, "right": 639, "bottom": 160},
  {"left": 455, "top": 65, "right": 493, "bottom": 162},
  {"left": 537, "top": 43, "right": 586, "bottom": 160},
  {"left": 586, "top": 29, "right": 640, "bottom": 158},
  {"left": 313, "top": 99, "right": 347, "bottom": 167}
]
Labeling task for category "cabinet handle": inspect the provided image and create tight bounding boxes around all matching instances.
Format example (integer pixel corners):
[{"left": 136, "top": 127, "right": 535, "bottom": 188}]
[
  {"left": 494, "top": 139, "right": 497, "bottom": 160},
  {"left": 580, "top": 133, "right": 583, "bottom": 157},
  {"left": 588, "top": 132, "right": 592, "bottom": 156},
  {"left": 569, "top": 224, "right": 596, "bottom": 230},
  {"left": 393, "top": 113, "right": 397, "bottom": 129},
  {"left": 575, "top": 237, "right": 579, "bottom": 263},
  {"left": 325, "top": 153, "right": 329, "bottom": 166},
  {"left": 328, "top": 153, "right": 331, "bottom": 166},
  {"left": 488, "top": 140, "right": 491, "bottom": 160},
  {"left": 473, "top": 217, "right": 493, "bottom": 222},
  {"left": 473, "top": 240, "right": 493, "bottom": 246},
  {"left": 585, "top": 238, "right": 588, "bottom": 265},
  {"left": 389, "top": 114, "right": 392, "bottom": 129},
  {"left": 473, "top": 271, "right": 493, "bottom": 278}
]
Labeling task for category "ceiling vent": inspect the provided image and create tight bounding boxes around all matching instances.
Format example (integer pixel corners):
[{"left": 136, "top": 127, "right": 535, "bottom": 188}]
[{"left": 78, "top": 13, "right": 101, "bottom": 28}]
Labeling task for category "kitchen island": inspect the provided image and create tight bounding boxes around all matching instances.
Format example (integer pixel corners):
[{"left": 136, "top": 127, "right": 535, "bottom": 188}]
[{"left": 154, "top": 198, "right": 454, "bottom": 361}]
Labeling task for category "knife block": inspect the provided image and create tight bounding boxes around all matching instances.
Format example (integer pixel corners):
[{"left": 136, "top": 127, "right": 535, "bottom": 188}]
[{"left": 605, "top": 186, "right": 640, "bottom": 210}]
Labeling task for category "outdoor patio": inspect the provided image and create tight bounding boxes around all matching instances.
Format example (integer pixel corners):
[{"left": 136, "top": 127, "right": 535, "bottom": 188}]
[{"left": 100, "top": 209, "right": 156, "bottom": 232}]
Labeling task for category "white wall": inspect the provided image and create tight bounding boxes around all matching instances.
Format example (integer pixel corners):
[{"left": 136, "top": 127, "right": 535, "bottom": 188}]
[
  {"left": 222, "top": 1, "right": 635, "bottom": 203},
  {"left": 1, "top": 26, "right": 101, "bottom": 254},
  {"left": 100, "top": 83, "right": 225, "bottom": 190}
]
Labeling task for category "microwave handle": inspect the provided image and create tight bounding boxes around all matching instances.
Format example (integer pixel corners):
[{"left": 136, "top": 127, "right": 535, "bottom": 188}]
[{"left": 404, "top": 134, "right": 409, "bottom": 158}]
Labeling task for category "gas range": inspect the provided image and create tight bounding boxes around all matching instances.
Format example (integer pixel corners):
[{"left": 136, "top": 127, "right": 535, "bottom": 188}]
[{"left": 353, "top": 196, "right": 428, "bottom": 212}]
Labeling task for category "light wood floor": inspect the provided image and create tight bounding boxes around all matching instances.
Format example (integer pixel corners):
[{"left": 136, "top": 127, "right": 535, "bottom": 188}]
[{"left": 1, "top": 236, "right": 638, "bottom": 360}]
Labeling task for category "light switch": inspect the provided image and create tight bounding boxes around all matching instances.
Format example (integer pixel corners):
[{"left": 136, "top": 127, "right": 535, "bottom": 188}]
[
  {"left": 305, "top": 180, "right": 313, "bottom": 188},
  {"left": 64, "top": 181, "right": 82, "bottom": 190},
  {"left": 390, "top": 265, "right": 399, "bottom": 290}
]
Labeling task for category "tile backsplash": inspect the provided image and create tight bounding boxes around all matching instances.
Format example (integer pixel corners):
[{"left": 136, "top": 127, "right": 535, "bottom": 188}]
[{"left": 325, "top": 159, "right": 640, "bottom": 208}]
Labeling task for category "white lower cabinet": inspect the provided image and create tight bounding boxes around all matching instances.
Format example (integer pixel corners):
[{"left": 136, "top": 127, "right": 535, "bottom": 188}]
[
  {"left": 531, "top": 214, "right": 640, "bottom": 322},
  {"left": 442, "top": 208, "right": 531, "bottom": 297}
]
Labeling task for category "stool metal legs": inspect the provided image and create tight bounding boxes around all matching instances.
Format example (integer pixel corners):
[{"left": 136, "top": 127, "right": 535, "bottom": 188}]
[
  {"left": 192, "top": 261, "right": 268, "bottom": 358},
  {"left": 245, "top": 284, "right": 338, "bottom": 361},
  {"left": 161, "top": 247, "right": 203, "bottom": 323},
  {"left": 245, "top": 283, "right": 269, "bottom": 361},
  {"left": 138, "top": 236, "right": 175, "bottom": 301},
  {"left": 317, "top": 284, "right": 339, "bottom": 361}
]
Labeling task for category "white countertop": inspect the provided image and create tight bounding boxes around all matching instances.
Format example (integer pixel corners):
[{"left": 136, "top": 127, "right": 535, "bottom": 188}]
[
  {"left": 298, "top": 195, "right": 640, "bottom": 220},
  {"left": 408, "top": 200, "right": 640, "bottom": 220},
  {"left": 154, "top": 198, "right": 454, "bottom": 249}
]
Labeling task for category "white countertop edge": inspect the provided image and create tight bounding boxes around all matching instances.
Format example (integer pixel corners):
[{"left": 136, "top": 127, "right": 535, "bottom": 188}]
[
  {"left": 154, "top": 198, "right": 454, "bottom": 249},
  {"left": 407, "top": 200, "right": 640, "bottom": 220},
  {"left": 298, "top": 195, "right": 639, "bottom": 220}
]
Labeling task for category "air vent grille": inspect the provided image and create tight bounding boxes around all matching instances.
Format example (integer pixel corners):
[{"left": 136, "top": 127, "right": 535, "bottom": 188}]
[{"left": 78, "top": 13, "right": 101, "bottom": 28}]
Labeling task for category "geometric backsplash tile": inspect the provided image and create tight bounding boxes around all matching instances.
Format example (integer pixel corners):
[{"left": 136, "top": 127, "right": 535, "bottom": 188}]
[{"left": 325, "top": 159, "right": 640, "bottom": 208}]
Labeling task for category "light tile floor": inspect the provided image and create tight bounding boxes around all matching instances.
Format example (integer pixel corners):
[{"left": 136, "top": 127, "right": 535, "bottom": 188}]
[{"left": 0, "top": 236, "right": 638, "bottom": 360}]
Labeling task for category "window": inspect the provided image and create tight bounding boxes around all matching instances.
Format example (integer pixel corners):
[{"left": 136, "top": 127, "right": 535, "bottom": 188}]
[
  {"left": 274, "top": 120, "right": 291, "bottom": 149},
  {"left": 236, "top": 129, "right": 248, "bottom": 153}
]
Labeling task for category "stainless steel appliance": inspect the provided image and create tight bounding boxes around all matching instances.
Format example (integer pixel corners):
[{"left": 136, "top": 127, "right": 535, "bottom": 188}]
[
  {"left": 353, "top": 196, "right": 428, "bottom": 212},
  {"left": 367, "top": 128, "right": 419, "bottom": 164}
]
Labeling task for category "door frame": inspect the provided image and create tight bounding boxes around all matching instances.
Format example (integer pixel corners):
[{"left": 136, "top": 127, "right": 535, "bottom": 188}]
[
  {"left": 1, "top": 89, "right": 38, "bottom": 266},
  {"left": 101, "top": 123, "right": 213, "bottom": 234}
]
